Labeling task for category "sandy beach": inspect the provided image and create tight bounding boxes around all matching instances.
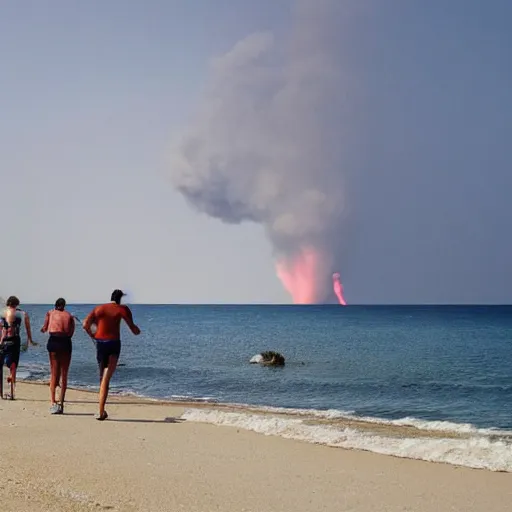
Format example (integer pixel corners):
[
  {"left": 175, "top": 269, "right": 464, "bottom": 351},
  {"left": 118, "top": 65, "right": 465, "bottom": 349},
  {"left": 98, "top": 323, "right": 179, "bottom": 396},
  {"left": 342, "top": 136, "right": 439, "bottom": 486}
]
[{"left": 0, "top": 382, "right": 510, "bottom": 512}]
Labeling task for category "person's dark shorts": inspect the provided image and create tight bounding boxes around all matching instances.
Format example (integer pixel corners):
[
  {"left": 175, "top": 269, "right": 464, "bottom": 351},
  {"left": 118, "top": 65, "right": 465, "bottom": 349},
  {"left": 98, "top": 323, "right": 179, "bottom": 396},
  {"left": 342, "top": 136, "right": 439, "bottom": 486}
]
[
  {"left": 95, "top": 339, "right": 121, "bottom": 369},
  {"left": 0, "top": 336, "right": 21, "bottom": 368},
  {"left": 47, "top": 335, "right": 72, "bottom": 354}
]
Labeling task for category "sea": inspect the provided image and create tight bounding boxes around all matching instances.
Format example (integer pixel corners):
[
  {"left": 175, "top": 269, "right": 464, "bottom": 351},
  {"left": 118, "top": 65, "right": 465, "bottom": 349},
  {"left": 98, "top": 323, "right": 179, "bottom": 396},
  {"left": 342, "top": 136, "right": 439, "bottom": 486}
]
[{"left": 13, "top": 304, "right": 512, "bottom": 472}]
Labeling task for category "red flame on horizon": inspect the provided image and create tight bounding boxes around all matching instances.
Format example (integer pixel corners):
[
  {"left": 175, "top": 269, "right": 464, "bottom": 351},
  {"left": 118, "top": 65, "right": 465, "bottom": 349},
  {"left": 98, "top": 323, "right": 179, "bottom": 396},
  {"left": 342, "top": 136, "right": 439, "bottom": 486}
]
[
  {"left": 276, "top": 247, "right": 322, "bottom": 304},
  {"left": 275, "top": 247, "right": 347, "bottom": 305},
  {"left": 332, "top": 272, "right": 347, "bottom": 306}
]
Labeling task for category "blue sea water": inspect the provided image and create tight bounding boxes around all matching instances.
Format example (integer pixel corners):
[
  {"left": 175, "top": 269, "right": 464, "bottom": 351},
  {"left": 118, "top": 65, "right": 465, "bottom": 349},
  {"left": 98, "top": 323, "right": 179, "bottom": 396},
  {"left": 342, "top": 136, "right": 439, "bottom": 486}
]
[{"left": 13, "top": 304, "right": 512, "bottom": 471}]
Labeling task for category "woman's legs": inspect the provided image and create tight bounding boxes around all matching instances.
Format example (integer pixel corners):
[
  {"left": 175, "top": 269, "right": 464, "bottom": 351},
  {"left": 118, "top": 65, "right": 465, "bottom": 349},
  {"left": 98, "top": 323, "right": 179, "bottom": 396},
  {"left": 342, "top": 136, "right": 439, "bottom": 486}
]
[
  {"left": 57, "top": 351, "right": 72, "bottom": 408},
  {"left": 48, "top": 352, "right": 60, "bottom": 405},
  {"left": 49, "top": 352, "right": 60, "bottom": 405}
]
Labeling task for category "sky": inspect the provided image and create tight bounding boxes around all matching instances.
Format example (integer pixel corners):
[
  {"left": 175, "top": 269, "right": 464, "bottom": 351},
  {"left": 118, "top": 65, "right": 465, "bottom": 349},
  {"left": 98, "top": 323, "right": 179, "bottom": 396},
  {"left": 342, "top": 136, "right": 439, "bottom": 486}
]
[{"left": 1, "top": 0, "right": 511, "bottom": 304}]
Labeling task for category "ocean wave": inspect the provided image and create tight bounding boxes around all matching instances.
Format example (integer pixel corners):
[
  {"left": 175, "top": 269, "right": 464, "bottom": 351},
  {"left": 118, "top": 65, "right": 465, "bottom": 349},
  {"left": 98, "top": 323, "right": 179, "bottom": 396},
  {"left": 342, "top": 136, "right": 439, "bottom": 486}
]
[
  {"left": 108, "top": 389, "right": 218, "bottom": 403},
  {"left": 16, "top": 363, "right": 48, "bottom": 380},
  {"left": 215, "top": 403, "right": 511, "bottom": 436},
  {"left": 16, "top": 366, "right": 512, "bottom": 468},
  {"left": 16, "top": 368, "right": 512, "bottom": 440},
  {"left": 180, "top": 408, "right": 512, "bottom": 472}
]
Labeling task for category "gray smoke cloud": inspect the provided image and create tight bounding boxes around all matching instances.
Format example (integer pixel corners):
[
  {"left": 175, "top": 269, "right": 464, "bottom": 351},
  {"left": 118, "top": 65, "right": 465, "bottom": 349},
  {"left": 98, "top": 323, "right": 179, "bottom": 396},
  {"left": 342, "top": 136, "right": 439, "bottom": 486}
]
[{"left": 170, "top": 0, "right": 363, "bottom": 302}]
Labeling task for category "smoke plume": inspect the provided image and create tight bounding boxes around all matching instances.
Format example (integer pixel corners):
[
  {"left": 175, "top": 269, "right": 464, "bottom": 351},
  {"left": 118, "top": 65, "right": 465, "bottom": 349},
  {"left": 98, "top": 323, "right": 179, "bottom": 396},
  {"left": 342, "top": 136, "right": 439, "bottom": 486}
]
[{"left": 170, "top": 0, "right": 358, "bottom": 303}]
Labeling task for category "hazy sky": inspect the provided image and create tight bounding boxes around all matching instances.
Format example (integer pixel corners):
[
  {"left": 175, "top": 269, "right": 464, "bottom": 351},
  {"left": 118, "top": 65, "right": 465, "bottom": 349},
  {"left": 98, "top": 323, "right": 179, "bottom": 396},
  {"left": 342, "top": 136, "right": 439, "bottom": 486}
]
[{"left": 1, "top": 1, "right": 511, "bottom": 304}]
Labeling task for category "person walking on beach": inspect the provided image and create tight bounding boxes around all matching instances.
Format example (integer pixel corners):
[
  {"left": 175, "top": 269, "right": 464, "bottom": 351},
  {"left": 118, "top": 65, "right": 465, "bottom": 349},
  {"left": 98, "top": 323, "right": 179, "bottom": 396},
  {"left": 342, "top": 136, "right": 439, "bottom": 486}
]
[
  {"left": 40, "top": 298, "right": 75, "bottom": 414},
  {"left": 0, "top": 296, "right": 36, "bottom": 400},
  {"left": 82, "top": 290, "right": 140, "bottom": 420}
]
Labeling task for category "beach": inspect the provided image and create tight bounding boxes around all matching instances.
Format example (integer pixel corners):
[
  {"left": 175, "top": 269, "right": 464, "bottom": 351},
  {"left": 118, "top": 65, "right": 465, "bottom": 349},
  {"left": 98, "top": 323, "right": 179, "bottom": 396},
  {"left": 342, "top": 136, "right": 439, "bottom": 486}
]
[{"left": 1, "top": 382, "right": 511, "bottom": 512}]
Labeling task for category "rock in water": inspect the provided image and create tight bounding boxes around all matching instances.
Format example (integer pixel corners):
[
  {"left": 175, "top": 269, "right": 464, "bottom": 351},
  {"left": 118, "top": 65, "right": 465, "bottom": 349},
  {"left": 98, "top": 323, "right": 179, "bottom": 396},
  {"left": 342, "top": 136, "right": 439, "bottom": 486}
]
[{"left": 249, "top": 351, "right": 285, "bottom": 366}]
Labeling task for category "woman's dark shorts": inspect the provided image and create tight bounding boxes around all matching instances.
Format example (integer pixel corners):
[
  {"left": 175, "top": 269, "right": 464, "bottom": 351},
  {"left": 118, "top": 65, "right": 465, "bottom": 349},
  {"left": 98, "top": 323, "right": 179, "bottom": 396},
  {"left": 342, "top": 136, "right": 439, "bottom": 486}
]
[{"left": 47, "top": 335, "right": 72, "bottom": 354}]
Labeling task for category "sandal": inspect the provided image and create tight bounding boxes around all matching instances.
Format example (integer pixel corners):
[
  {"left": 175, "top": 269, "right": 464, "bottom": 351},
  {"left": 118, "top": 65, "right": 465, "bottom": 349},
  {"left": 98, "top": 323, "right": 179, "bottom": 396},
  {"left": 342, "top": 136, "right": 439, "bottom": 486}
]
[{"left": 95, "top": 411, "right": 108, "bottom": 421}]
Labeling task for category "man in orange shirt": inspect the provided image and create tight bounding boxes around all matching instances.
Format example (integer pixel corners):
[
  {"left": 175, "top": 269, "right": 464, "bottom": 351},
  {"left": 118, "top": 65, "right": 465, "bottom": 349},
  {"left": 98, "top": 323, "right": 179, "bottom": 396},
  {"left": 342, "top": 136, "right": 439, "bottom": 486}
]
[{"left": 83, "top": 289, "right": 141, "bottom": 420}]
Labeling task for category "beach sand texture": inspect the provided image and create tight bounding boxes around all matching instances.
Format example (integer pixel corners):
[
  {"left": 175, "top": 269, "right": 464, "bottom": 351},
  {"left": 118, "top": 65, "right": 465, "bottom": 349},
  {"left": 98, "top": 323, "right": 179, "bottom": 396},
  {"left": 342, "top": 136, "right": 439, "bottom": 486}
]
[{"left": 1, "top": 383, "right": 511, "bottom": 512}]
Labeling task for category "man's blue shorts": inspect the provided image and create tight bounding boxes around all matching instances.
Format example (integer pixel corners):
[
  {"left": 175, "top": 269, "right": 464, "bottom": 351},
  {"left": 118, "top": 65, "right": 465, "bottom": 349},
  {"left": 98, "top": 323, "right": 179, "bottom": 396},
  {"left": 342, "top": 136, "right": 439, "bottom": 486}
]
[
  {"left": 95, "top": 339, "right": 121, "bottom": 371},
  {"left": 0, "top": 336, "right": 21, "bottom": 368}
]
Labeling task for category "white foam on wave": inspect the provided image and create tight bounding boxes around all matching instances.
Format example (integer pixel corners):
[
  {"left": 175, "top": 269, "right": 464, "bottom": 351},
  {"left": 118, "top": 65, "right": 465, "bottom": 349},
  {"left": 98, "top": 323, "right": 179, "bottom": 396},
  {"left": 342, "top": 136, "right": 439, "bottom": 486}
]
[
  {"left": 15, "top": 370, "right": 32, "bottom": 380},
  {"left": 181, "top": 408, "right": 512, "bottom": 472},
  {"left": 248, "top": 405, "right": 511, "bottom": 436},
  {"left": 384, "top": 416, "right": 494, "bottom": 435},
  {"left": 167, "top": 394, "right": 219, "bottom": 403},
  {"left": 15, "top": 363, "right": 49, "bottom": 382},
  {"left": 256, "top": 405, "right": 356, "bottom": 419},
  {"left": 105, "top": 388, "right": 218, "bottom": 403}
]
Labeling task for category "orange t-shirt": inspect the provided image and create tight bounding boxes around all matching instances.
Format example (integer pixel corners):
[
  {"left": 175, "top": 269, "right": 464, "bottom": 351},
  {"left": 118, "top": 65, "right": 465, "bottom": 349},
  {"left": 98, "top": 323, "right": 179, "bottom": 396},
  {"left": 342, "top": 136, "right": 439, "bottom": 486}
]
[{"left": 84, "top": 303, "right": 134, "bottom": 341}]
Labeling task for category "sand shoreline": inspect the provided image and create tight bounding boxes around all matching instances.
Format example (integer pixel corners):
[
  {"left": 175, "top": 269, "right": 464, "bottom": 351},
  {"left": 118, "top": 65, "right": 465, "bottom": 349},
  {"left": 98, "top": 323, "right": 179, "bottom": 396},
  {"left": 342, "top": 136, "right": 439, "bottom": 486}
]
[
  {"left": 16, "top": 380, "right": 502, "bottom": 437},
  {"left": 12, "top": 380, "right": 512, "bottom": 472},
  {"left": 0, "top": 382, "right": 511, "bottom": 511}
]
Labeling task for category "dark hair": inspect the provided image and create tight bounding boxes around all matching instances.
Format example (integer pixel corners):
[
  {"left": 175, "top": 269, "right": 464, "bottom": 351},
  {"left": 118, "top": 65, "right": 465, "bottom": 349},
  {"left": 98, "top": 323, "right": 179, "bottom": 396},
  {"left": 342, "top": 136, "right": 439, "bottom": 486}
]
[
  {"left": 6, "top": 296, "right": 20, "bottom": 308},
  {"left": 55, "top": 298, "right": 66, "bottom": 311},
  {"left": 111, "top": 289, "right": 125, "bottom": 305}
]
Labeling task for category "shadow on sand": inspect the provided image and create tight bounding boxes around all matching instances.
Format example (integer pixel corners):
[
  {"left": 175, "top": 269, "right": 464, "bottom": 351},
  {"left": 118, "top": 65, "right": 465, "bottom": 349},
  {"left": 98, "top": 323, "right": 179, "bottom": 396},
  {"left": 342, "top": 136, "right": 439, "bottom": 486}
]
[
  {"left": 107, "top": 417, "right": 186, "bottom": 424},
  {"left": 62, "top": 413, "right": 186, "bottom": 424}
]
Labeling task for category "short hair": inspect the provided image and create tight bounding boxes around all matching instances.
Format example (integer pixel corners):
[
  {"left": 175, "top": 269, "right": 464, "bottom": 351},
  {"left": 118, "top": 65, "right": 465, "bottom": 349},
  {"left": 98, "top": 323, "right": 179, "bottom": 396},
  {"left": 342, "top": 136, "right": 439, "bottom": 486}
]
[
  {"left": 6, "top": 296, "right": 20, "bottom": 308},
  {"left": 111, "top": 289, "right": 125, "bottom": 305},
  {"left": 55, "top": 298, "right": 66, "bottom": 310}
]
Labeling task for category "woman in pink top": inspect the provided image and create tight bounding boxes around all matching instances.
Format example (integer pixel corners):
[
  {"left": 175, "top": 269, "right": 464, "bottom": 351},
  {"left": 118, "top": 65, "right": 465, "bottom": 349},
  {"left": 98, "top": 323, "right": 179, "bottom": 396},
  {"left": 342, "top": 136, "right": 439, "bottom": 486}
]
[{"left": 41, "top": 298, "right": 75, "bottom": 414}]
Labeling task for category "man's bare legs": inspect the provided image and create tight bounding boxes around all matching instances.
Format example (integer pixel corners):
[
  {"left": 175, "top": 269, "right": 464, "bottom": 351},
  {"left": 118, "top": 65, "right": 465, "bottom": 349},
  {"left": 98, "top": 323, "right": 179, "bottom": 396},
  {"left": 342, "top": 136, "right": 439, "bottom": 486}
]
[
  {"left": 97, "top": 355, "right": 118, "bottom": 420},
  {"left": 8, "top": 363, "right": 16, "bottom": 399}
]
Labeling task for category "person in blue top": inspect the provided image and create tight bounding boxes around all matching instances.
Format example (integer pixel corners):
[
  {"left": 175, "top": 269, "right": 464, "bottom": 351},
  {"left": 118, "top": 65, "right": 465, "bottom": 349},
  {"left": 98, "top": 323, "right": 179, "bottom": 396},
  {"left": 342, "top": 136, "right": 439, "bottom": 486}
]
[{"left": 0, "top": 296, "right": 36, "bottom": 399}]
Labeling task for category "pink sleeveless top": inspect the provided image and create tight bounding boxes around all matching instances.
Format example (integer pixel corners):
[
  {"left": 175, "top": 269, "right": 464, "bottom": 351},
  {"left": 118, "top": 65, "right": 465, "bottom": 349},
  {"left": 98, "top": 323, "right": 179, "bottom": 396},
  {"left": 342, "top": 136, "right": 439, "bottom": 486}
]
[{"left": 42, "top": 310, "right": 75, "bottom": 337}]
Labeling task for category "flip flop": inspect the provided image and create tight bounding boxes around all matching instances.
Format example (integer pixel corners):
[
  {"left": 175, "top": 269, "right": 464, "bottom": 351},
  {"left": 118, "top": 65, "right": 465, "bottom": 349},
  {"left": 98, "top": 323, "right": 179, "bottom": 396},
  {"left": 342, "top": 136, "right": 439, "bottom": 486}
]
[{"left": 95, "top": 411, "right": 108, "bottom": 421}]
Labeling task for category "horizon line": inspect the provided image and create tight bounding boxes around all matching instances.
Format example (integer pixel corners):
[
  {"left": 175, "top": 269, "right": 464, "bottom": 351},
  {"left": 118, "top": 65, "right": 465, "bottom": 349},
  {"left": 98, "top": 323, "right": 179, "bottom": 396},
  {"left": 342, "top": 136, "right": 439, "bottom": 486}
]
[{"left": 15, "top": 302, "right": 512, "bottom": 307}]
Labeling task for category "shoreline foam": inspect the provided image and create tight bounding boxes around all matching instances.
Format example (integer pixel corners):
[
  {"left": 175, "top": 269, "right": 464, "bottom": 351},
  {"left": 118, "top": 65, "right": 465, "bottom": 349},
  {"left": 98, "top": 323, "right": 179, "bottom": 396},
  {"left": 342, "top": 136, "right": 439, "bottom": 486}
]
[{"left": 17, "top": 380, "right": 512, "bottom": 473}]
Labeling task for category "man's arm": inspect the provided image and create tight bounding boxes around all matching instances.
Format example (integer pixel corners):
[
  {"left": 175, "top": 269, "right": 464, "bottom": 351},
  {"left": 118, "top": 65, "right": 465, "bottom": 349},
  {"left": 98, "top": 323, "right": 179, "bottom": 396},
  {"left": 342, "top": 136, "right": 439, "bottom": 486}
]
[
  {"left": 82, "top": 308, "right": 97, "bottom": 339},
  {"left": 41, "top": 311, "right": 50, "bottom": 333},
  {"left": 122, "top": 306, "right": 140, "bottom": 335}
]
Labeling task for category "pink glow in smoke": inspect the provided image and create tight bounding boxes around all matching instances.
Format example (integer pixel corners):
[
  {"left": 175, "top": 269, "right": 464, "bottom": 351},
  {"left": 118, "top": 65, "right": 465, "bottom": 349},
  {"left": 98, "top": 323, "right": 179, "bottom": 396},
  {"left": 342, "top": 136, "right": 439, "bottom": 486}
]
[
  {"left": 332, "top": 272, "right": 347, "bottom": 305},
  {"left": 276, "top": 247, "right": 323, "bottom": 304}
]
